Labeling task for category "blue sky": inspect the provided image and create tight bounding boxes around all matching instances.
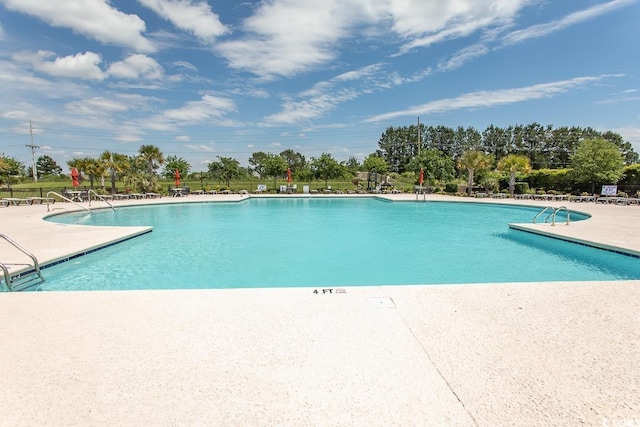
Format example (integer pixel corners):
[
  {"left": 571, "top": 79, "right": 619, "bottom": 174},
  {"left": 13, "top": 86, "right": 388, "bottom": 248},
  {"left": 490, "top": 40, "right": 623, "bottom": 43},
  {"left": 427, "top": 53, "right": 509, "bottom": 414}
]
[{"left": 1, "top": 0, "right": 639, "bottom": 173}]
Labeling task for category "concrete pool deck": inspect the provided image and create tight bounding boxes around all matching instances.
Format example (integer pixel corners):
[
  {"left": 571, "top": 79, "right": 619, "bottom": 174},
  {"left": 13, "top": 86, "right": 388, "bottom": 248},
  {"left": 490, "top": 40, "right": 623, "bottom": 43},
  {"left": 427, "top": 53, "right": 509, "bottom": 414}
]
[{"left": 1, "top": 194, "right": 639, "bottom": 426}]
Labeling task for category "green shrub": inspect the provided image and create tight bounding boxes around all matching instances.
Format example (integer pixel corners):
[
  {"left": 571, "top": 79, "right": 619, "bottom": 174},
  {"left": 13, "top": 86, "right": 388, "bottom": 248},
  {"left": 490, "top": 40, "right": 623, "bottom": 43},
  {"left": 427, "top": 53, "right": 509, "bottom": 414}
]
[
  {"left": 620, "top": 164, "right": 640, "bottom": 185},
  {"left": 526, "top": 168, "right": 572, "bottom": 192},
  {"left": 514, "top": 182, "right": 529, "bottom": 194},
  {"left": 444, "top": 182, "right": 458, "bottom": 193}
]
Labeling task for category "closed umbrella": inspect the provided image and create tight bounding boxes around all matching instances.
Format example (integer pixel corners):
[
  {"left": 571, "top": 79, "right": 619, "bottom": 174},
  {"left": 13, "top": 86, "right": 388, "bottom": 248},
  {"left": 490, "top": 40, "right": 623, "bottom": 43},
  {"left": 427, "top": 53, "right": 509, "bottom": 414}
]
[
  {"left": 286, "top": 168, "right": 292, "bottom": 184},
  {"left": 419, "top": 168, "right": 424, "bottom": 185},
  {"left": 174, "top": 169, "right": 181, "bottom": 187},
  {"left": 71, "top": 168, "right": 80, "bottom": 187}
]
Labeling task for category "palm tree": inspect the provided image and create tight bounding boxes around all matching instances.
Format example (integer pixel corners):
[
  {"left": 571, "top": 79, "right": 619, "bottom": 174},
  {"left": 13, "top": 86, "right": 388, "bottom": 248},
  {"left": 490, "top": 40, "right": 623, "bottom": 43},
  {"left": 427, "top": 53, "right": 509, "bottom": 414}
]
[
  {"left": 457, "top": 150, "right": 493, "bottom": 196},
  {"left": 0, "top": 157, "right": 10, "bottom": 175},
  {"left": 91, "top": 158, "right": 106, "bottom": 188},
  {"left": 0, "top": 157, "right": 11, "bottom": 186},
  {"left": 100, "top": 151, "right": 130, "bottom": 194},
  {"left": 67, "top": 157, "right": 88, "bottom": 186},
  {"left": 497, "top": 154, "right": 532, "bottom": 197},
  {"left": 67, "top": 157, "right": 107, "bottom": 188},
  {"left": 138, "top": 144, "right": 165, "bottom": 175}
]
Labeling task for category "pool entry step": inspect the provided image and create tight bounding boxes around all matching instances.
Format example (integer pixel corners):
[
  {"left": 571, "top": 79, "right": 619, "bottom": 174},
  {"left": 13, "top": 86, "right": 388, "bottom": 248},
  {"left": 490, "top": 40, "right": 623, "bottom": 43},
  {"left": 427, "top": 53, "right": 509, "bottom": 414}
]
[{"left": 0, "top": 234, "right": 45, "bottom": 291}]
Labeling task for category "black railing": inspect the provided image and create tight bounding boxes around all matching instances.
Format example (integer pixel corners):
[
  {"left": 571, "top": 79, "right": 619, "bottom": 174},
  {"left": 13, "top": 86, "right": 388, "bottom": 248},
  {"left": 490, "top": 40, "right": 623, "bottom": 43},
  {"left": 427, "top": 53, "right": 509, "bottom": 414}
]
[{"left": 0, "top": 186, "right": 119, "bottom": 199}]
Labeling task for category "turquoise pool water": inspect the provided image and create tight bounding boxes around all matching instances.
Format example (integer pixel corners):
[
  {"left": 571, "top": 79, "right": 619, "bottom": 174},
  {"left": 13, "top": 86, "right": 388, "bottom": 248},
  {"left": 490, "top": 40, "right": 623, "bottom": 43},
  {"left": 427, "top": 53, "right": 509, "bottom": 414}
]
[{"left": 38, "top": 198, "right": 639, "bottom": 291}]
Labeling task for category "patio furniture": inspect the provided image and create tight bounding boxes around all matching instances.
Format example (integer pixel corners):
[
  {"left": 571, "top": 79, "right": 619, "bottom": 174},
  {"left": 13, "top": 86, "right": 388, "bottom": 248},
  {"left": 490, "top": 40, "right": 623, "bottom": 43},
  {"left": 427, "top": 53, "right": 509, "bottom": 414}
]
[
  {"left": 25, "top": 197, "right": 55, "bottom": 205},
  {"left": 2, "top": 198, "right": 30, "bottom": 206},
  {"left": 170, "top": 188, "right": 185, "bottom": 197}
]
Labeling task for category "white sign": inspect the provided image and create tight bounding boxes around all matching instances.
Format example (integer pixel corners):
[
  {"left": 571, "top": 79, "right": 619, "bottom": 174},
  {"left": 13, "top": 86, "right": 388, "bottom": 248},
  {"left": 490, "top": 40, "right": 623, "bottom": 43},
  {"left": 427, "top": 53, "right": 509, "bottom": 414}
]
[{"left": 601, "top": 185, "right": 617, "bottom": 196}]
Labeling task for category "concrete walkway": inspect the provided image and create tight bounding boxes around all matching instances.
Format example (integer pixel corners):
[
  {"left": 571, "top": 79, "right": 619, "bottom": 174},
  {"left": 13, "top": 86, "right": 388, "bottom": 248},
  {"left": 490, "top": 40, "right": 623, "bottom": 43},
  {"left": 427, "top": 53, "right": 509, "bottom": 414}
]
[{"left": 1, "top": 194, "right": 639, "bottom": 426}]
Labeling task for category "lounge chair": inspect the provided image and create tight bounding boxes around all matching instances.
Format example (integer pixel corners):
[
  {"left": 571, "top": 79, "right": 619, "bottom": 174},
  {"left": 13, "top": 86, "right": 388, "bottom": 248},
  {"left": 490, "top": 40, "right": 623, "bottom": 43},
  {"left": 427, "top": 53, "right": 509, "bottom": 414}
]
[
  {"left": 596, "top": 196, "right": 615, "bottom": 204},
  {"left": 2, "top": 197, "right": 29, "bottom": 206},
  {"left": 25, "top": 197, "right": 55, "bottom": 205},
  {"left": 569, "top": 195, "right": 595, "bottom": 202}
]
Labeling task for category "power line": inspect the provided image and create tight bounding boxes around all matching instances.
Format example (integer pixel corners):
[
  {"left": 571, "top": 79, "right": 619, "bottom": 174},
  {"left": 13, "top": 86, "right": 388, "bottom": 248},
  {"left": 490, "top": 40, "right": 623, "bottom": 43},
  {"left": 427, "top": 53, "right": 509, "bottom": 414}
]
[{"left": 25, "top": 121, "right": 39, "bottom": 182}]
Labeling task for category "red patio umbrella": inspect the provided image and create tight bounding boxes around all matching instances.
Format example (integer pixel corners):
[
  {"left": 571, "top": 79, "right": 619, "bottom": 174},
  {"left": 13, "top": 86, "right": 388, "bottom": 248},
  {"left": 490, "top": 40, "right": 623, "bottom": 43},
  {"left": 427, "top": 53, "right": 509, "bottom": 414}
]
[
  {"left": 174, "top": 168, "right": 181, "bottom": 187},
  {"left": 286, "top": 168, "right": 292, "bottom": 184},
  {"left": 418, "top": 168, "right": 424, "bottom": 185},
  {"left": 71, "top": 168, "right": 80, "bottom": 187}
]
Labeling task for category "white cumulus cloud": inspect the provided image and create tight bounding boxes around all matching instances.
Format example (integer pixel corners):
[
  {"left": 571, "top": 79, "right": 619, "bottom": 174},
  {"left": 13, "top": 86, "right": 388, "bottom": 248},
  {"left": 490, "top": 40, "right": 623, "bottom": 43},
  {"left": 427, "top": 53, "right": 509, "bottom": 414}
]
[
  {"left": 216, "top": 0, "right": 532, "bottom": 77},
  {"left": 107, "top": 54, "right": 164, "bottom": 80},
  {"left": 13, "top": 50, "right": 105, "bottom": 81},
  {"left": 1, "top": 0, "right": 155, "bottom": 52},
  {"left": 138, "top": 0, "right": 228, "bottom": 42}
]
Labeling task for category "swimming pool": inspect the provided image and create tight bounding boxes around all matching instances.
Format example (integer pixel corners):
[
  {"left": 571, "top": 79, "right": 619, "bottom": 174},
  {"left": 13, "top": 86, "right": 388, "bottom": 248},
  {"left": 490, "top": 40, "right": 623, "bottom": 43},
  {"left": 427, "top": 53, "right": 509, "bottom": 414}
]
[{"left": 37, "top": 198, "right": 639, "bottom": 291}]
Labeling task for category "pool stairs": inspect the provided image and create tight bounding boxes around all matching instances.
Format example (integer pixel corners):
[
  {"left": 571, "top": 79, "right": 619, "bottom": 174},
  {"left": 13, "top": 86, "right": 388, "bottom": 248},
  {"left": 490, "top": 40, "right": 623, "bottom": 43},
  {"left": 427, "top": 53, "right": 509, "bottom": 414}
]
[
  {"left": 45, "top": 190, "right": 115, "bottom": 213},
  {"left": 532, "top": 206, "right": 571, "bottom": 226},
  {"left": 0, "top": 234, "right": 44, "bottom": 292}
]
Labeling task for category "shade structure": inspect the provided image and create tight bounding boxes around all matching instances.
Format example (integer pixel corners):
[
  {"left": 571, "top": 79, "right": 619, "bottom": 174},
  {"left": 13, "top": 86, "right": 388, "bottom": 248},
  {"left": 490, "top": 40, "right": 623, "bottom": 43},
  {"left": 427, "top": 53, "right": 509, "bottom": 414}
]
[
  {"left": 174, "top": 169, "right": 181, "bottom": 187},
  {"left": 418, "top": 168, "right": 424, "bottom": 185},
  {"left": 71, "top": 168, "right": 80, "bottom": 187},
  {"left": 286, "top": 168, "right": 292, "bottom": 184}
]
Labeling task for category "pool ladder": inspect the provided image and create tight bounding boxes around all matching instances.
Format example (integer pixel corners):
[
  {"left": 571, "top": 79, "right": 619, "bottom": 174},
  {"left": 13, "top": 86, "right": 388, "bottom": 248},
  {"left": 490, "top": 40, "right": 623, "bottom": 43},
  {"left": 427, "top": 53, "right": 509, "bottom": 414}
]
[
  {"left": 0, "top": 234, "right": 44, "bottom": 291},
  {"left": 532, "top": 206, "right": 571, "bottom": 226},
  {"left": 46, "top": 190, "right": 92, "bottom": 213},
  {"left": 45, "top": 190, "right": 115, "bottom": 213}
]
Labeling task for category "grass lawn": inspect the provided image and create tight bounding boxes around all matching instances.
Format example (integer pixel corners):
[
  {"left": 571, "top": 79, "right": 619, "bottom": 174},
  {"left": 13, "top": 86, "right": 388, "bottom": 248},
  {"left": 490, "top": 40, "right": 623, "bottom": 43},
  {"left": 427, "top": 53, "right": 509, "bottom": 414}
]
[{"left": 2, "top": 176, "right": 420, "bottom": 197}]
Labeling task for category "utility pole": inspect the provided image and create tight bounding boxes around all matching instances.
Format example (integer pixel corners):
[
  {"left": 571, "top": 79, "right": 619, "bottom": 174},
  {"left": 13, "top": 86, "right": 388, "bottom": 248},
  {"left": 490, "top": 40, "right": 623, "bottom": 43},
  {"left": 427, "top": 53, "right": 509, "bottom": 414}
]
[
  {"left": 26, "top": 121, "right": 39, "bottom": 182},
  {"left": 417, "top": 117, "right": 421, "bottom": 156}
]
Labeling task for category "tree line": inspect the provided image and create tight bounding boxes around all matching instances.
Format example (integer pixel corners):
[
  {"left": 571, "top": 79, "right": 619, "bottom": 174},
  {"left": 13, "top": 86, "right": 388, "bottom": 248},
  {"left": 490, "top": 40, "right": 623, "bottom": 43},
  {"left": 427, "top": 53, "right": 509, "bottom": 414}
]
[
  {"left": 0, "top": 145, "right": 354, "bottom": 193},
  {"left": 1, "top": 121, "right": 638, "bottom": 195},
  {"left": 375, "top": 122, "right": 638, "bottom": 173}
]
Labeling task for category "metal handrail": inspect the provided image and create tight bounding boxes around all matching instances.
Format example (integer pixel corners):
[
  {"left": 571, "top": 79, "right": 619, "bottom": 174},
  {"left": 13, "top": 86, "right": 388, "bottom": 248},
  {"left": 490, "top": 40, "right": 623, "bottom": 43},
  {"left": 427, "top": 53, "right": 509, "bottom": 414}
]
[
  {"left": 0, "top": 263, "right": 10, "bottom": 290},
  {"left": 45, "top": 191, "right": 92, "bottom": 214},
  {"left": 551, "top": 206, "right": 571, "bottom": 226},
  {"left": 532, "top": 206, "right": 555, "bottom": 224},
  {"left": 87, "top": 189, "right": 115, "bottom": 211},
  {"left": 532, "top": 206, "right": 571, "bottom": 226},
  {"left": 0, "top": 233, "right": 44, "bottom": 291}
]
